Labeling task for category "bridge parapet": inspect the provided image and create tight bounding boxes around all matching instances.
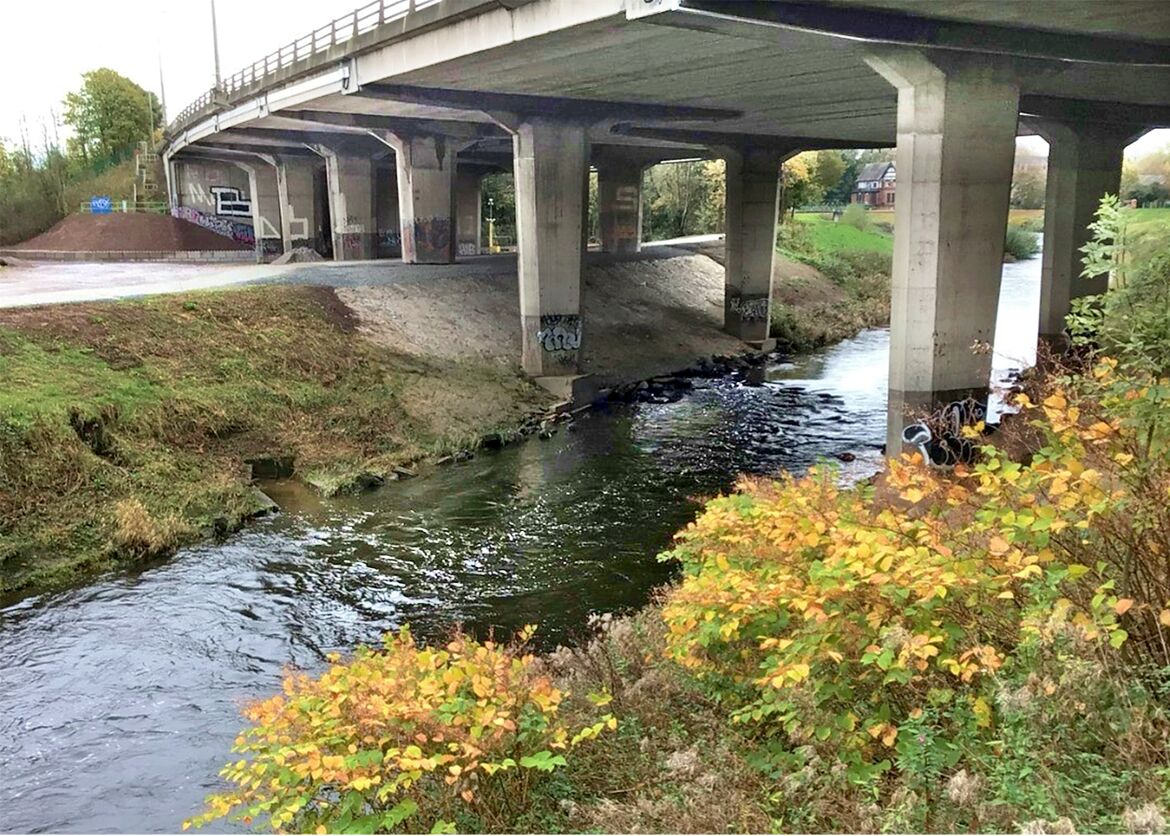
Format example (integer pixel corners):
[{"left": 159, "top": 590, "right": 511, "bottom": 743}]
[{"left": 167, "top": 0, "right": 526, "bottom": 137}]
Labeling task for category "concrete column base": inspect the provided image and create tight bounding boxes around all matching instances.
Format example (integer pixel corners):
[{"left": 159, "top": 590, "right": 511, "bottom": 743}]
[{"left": 534, "top": 374, "right": 596, "bottom": 402}]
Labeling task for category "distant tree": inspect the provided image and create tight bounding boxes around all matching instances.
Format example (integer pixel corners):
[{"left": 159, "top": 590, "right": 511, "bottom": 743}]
[
  {"left": 782, "top": 152, "right": 820, "bottom": 212},
  {"left": 63, "top": 69, "right": 160, "bottom": 162},
  {"left": 1010, "top": 168, "right": 1046, "bottom": 209},
  {"left": 643, "top": 160, "right": 722, "bottom": 240},
  {"left": 824, "top": 154, "right": 861, "bottom": 205},
  {"left": 1121, "top": 163, "right": 1141, "bottom": 201},
  {"left": 811, "top": 150, "right": 848, "bottom": 198}
]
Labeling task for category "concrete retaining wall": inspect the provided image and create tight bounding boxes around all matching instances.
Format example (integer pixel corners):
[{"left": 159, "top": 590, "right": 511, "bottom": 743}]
[{"left": 0, "top": 249, "right": 257, "bottom": 263}]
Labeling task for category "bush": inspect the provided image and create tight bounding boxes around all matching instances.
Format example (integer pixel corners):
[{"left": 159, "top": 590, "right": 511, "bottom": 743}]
[
  {"left": 185, "top": 627, "right": 614, "bottom": 833},
  {"left": 1004, "top": 224, "right": 1041, "bottom": 259},
  {"left": 658, "top": 363, "right": 1170, "bottom": 828},
  {"left": 841, "top": 203, "right": 871, "bottom": 232}
]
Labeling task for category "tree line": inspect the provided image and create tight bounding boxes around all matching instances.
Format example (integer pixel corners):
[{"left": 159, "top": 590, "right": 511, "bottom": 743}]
[{"left": 1, "top": 68, "right": 161, "bottom": 246}]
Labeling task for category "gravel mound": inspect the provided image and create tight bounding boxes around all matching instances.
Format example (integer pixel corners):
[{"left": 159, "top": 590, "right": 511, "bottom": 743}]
[{"left": 16, "top": 214, "right": 250, "bottom": 252}]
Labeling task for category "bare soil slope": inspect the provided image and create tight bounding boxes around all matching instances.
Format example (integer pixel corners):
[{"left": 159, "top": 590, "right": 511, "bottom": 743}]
[
  {"left": 337, "top": 254, "right": 751, "bottom": 386},
  {"left": 16, "top": 213, "right": 250, "bottom": 252}
]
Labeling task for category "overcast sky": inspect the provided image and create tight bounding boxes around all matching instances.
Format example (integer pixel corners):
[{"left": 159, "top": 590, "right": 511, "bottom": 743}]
[{"left": 2, "top": 0, "right": 1166, "bottom": 160}]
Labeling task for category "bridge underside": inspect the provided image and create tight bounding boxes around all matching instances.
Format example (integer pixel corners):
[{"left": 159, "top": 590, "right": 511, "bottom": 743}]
[{"left": 164, "top": 0, "right": 1170, "bottom": 453}]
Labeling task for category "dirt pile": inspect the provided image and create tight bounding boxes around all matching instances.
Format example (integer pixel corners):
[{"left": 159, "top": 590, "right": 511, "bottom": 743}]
[{"left": 15, "top": 214, "right": 250, "bottom": 252}]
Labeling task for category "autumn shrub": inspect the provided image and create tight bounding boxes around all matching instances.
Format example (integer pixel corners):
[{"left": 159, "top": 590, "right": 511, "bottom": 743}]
[
  {"left": 185, "top": 626, "right": 614, "bottom": 834},
  {"left": 659, "top": 362, "right": 1170, "bottom": 828}
]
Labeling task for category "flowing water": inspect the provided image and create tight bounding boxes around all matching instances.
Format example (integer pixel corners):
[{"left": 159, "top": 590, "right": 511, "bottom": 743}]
[{"left": 0, "top": 253, "right": 1040, "bottom": 833}]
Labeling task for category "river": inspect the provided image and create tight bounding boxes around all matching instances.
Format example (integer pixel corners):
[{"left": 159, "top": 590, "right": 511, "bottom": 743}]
[{"left": 0, "top": 252, "right": 1040, "bottom": 833}]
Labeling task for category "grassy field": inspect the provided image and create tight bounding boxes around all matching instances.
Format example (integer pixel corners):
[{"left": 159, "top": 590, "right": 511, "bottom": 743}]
[
  {"left": 0, "top": 286, "right": 550, "bottom": 596},
  {"left": 1128, "top": 207, "right": 1170, "bottom": 263},
  {"left": 792, "top": 212, "right": 894, "bottom": 255}
]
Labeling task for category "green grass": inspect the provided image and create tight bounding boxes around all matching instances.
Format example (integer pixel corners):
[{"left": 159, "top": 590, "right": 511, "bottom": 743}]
[
  {"left": 0, "top": 286, "right": 550, "bottom": 596},
  {"left": 792, "top": 212, "right": 894, "bottom": 255},
  {"left": 1127, "top": 207, "right": 1170, "bottom": 264}
]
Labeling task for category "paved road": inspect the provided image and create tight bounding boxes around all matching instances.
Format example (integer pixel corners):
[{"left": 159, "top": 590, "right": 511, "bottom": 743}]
[{"left": 0, "top": 237, "right": 722, "bottom": 308}]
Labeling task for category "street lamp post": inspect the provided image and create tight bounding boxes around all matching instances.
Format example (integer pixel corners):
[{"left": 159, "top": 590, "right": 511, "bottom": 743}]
[{"left": 210, "top": 0, "right": 223, "bottom": 90}]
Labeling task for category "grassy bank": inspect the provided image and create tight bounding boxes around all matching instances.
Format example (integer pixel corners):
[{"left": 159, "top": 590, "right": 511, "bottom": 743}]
[
  {"left": 771, "top": 214, "right": 893, "bottom": 352},
  {"left": 0, "top": 285, "right": 551, "bottom": 596}
]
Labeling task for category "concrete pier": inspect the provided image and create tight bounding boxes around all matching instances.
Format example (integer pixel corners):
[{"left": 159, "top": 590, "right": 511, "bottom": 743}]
[
  {"left": 723, "top": 147, "right": 783, "bottom": 347},
  {"left": 274, "top": 157, "right": 319, "bottom": 253},
  {"left": 596, "top": 161, "right": 643, "bottom": 255},
  {"left": 455, "top": 168, "right": 483, "bottom": 257},
  {"left": 317, "top": 147, "right": 377, "bottom": 261},
  {"left": 1035, "top": 121, "right": 1142, "bottom": 344},
  {"left": 386, "top": 134, "right": 457, "bottom": 264},
  {"left": 514, "top": 118, "right": 590, "bottom": 382},
  {"left": 867, "top": 51, "right": 1020, "bottom": 453}
]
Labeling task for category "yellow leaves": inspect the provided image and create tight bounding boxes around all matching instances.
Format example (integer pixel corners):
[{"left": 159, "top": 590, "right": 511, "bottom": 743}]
[
  {"left": 973, "top": 697, "right": 993, "bottom": 729},
  {"left": 1115, "top": 598, "right": 1134, "bottom": 616},
  {"left": 1159, "top": 609, "right": 1170, "bottom": 627},
  {"left": 900, "top": 486, "right": 925, "bottom": 505},
  {"left": 988, "top": 535, "right": 1011, "bottom": 556},
  {"left": 867, "top": 722, "right": 898, "bottom": 747}
]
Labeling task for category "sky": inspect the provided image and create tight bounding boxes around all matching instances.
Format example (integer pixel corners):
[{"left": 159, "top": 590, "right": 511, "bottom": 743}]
[{"left": 1, "top": 0, "right": 1167, "bottom": 160}]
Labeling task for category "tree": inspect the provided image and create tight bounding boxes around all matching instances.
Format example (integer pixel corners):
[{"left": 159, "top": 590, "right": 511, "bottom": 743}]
[
  {"left": 810, "top": 150, "right": 848, "bottom": 198},
  {"left": 1010, "top": 168, "right": 1045, "bottom": 209},
  {"left": 782, "top": 152, "right": 820, "bottom": 212},
  {"left": 63, "top": 69, "right": 159, "bottom": 162},
  {"left": 642, "top": 160, "right": 722, "bottom": 240}
]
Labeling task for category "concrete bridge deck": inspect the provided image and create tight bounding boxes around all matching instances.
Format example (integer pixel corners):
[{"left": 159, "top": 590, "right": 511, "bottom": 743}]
[{"left": 160, "top": 0, "right": 1170, "bottom": 451}]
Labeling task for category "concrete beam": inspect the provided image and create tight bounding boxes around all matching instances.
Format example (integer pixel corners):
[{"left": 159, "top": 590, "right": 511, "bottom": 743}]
[
  {"left": 679, "top": 1, "right": 1170, "bottom": 66},
  {"left": 354, "top": 83, "right": 742, "bottom": 125},
  {"left": 866, "top": 50, "right": 1020, "bottom": 455},
  {"left": 514, "top": 118, "right": 590, "bottom": 381},
  {"left": 1020, "top": 95, "right": 1170, "bottom": 128},
  {"left": 279, "top": 109, "right": 508, "bottom": 139},
  {"left": 612, "top": 124, "right": 893, "bottom": 152}
]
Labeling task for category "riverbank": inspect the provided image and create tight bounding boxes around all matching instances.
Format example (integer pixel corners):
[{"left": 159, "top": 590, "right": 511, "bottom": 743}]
[{"left": 0, "top": 286, "right": 553, "bottom": 596}]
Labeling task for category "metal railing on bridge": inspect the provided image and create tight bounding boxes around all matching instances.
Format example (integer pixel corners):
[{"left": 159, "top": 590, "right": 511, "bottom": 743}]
[{"left": 170, "top": 0, "right": 442, "bottom": 135}]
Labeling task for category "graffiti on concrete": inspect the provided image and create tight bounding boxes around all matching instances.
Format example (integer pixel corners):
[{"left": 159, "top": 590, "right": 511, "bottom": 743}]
[
  {"left": 409, "top": 217, "right": 452, "bottom": 261},
  {"left": 457, "top": 241, "right": 479, "bottom": 256},
  {"left": 537, "top": 314, "right": 583, "bottom": 356},
  {"left": 901, "top": 397, "right": 989, "bottom": 468},
  {"left": 211, "top": 186, "right": 252, "bottom": 217},
  {"left": 173, "top": 206, "right": 255, "bottom": 245},
  {"left": 729, "top": 293, "right": 770, "bottom": 322}
]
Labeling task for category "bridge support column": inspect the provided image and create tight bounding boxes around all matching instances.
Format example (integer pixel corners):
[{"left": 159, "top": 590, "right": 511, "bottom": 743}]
[
  {"left": 724, "top": 146, "right": 784, "bottom": 347},
  {"left": 236, "top": 161, "right": 283, "bottom": 261},
  {"left": 317, "top": 147, "right": 377, "bottom": 261},
  {"left": 455, "top": 168, "right": 483, "bottom": 257},
  {"left": 385, "top": 134, "right": 457, "bottom": 264},
  {"left": 866, "top": 51, "right": 1019, "bottom": 455},
  {"left": 275, "top": 157, "right": 320, "bottom": 254},
  {"left": 1034, "top": 120, "right": 1143, "bottom": 346},
  {"left": 513, "top": 118, "right": 590, "bottom": 383},
  {"left": 597, "top": 162, "right": 643, "bottom": 254}
]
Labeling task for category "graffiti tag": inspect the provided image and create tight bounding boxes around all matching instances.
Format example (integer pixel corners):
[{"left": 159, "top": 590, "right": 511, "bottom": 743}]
[
  {"left": 211, "top": 186, "right": 252, "bottom": 217},
  {"left": 173, "top": 206, "right": 255, "bottom": 245},
  {"left": 537, "top": 315, "right": 582, "bottom": 354},
  {"left": 729, "top": 294, "right": 770, "bottom": 322}
]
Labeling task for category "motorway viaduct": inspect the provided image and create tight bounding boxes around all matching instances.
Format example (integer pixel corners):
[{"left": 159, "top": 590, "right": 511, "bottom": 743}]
[{"left": 161, "top": 0, "right": 1170, "bottom": 453}]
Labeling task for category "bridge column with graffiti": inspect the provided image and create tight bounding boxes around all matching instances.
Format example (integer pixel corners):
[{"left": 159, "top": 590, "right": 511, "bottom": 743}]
[
  {"left": 455, "top": 167, "right": 484, "bottom": 258},
  {"left": 274, "top": 156, "right": 320, "bottom": 254},
  {"left": 316, "top": 145, "right": 377, "bottom": 261},
  {"left": 382, "top": 132, "right": 460, "bottom": 265},
  {"left": 723, "top": 145, "right": 788, "bottom": 347},
  {"left": 595, "top": 147, "right": 661, "bottom": 255},
  {"left": 865, "top": 50, "right": 1020, "bottom": 455},
  {"left": 513, "top": 117, "right": 590, "bottom": 378},
  {"left": 235, "top": 161, "right": 285, "bottom": 261}
]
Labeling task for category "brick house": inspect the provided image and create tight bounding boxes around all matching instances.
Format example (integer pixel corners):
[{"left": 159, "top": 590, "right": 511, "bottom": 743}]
[{"left": 851, "top": 161, "right": 896, "bottom": 207}]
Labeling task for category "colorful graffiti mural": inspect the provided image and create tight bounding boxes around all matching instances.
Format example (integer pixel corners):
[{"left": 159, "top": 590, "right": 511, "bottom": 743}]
[{"left": 173, "top": 206, "right": 255, "bottom": 245}]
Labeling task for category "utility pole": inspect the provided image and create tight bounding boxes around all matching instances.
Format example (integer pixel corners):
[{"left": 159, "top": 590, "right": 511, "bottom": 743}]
[{"left": 210, "top": 0, "right": 222, "bottom": 90}]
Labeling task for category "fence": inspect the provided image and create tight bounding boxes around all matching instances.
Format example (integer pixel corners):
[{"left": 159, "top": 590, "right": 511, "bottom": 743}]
[
  {"left": 79, "top": 201, "right": 168, "bottom": 214},
  {"left": 170, "top": 0, "right": 442, "bottom": 133}
]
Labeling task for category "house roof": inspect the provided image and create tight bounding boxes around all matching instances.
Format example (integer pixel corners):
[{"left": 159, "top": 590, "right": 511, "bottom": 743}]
[{"left": 856, "top": 162, "right": 895, "bottom": 182}]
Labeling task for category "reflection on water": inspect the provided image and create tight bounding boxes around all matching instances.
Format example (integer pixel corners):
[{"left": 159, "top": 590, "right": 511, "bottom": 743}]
[{"left": 0, "top": 249, "right": 1041, "bottom": 833}]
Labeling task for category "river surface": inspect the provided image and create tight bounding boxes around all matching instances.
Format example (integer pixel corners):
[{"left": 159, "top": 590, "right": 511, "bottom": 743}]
[{"left": 0, "top": 253, "right": 1040, "bottom": 833}]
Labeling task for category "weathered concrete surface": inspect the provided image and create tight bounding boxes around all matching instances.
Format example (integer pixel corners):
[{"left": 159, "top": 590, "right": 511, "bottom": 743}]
[
  {"left": 1035, "top": 121, "right": 1139, "bottom": 342},
  {"left": 319, "top": 148, "right": 378, "bottom": 261},
  {"left": 724, "top": 147, "right": 783, "bottom": 347},
  {"left": 514, "top": 118, "right": 590, "bottom": 377},
  {"left": 867, "top": 50, "right": 1019, "bottom": 454},
  {"left": 275, "top": 157, "right": 320, "bottom": 253},
  {"left": 455, "top": 169, "right": 483, "bottom": 257},
  {"left": 387, "top": 133, "right": 457, "bottom": 264},
  {"left": 597, "top": 163, "right": 643, "bottom": 255}
]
